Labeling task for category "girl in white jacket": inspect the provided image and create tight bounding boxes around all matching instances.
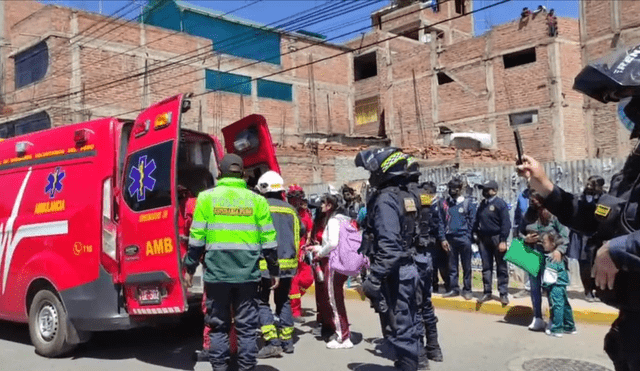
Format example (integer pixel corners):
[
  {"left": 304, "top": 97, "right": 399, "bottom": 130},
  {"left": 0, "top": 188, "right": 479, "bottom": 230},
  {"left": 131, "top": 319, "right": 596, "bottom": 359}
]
[{"left": 311, "top": 195, "right": 354, "bottom": 349}]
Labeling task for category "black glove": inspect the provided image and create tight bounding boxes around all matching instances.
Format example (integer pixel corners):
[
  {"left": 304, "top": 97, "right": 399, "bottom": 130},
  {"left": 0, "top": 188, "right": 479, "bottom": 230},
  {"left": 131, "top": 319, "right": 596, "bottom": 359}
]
[{"left": 362, "top": 276, "right": 387, "bottom": 313}]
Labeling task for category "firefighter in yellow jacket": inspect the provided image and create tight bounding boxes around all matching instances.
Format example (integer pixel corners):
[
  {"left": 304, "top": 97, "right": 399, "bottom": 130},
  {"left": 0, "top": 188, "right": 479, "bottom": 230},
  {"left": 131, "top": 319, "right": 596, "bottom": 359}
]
[
  {"left": 255, "top": 171, "right": 301, "bottom": 358},
  {"left": 184, "top": 154, "right": 279, "bottom": 371}
]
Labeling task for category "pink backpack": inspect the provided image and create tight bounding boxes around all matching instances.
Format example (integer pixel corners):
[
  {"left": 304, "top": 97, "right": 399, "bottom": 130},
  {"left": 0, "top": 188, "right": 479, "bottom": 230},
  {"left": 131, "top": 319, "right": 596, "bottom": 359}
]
[{"left": 329, "top": 217, "right": 370, "bottom": 276}]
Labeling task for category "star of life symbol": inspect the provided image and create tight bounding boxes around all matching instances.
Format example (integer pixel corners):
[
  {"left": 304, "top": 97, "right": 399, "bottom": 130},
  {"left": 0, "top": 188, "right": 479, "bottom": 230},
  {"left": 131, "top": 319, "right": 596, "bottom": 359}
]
[
  {"left": 128, "top": 155, "right": 157, "bottom": 202},
  {"left": 45, "top": 167, "right": 65, "bottom": 199}
]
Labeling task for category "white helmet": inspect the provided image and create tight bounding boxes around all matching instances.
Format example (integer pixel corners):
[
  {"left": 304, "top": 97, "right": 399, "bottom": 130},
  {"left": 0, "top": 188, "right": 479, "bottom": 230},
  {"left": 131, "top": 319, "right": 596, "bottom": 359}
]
[{"left": 256, "top": 171, "right": 285, "bottom": 194}]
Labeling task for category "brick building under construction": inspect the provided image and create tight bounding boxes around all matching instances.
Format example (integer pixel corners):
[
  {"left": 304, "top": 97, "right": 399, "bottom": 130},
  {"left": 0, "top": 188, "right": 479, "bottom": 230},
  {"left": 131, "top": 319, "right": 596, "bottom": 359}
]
[{"left": 0, "top": 0, "right": 637, "bottom": 186}]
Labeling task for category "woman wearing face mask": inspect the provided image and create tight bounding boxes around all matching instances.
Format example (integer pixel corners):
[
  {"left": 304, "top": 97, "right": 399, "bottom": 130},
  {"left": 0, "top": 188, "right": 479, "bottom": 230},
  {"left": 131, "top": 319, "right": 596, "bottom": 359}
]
[
  {"left": 567, "top": 176, "right": 605, "bottom": 301},
  {"left": 309, "top": 195, "right": 354, "bottom": 349},
  {"left": 520, "top": 190, "right": 570, "bottom": 331}
]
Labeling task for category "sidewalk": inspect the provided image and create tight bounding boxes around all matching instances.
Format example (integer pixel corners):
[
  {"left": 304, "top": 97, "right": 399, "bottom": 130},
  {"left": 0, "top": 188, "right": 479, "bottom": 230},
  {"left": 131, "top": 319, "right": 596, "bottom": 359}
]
[{"left": 306, "top": 282, "right": 619, "bottom": 326}]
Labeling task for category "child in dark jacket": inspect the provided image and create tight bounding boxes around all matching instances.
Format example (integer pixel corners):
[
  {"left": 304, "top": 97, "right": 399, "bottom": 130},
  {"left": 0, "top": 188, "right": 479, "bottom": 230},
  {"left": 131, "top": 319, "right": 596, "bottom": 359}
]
[{"left": 541, "top": 232, "right": 577, "bottom": 337}]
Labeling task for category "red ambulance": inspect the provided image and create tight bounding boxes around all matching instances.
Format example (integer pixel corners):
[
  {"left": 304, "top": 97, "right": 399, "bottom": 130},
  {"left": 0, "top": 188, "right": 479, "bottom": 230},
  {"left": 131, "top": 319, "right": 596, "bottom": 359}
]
[{"left": 0, "top": 93, "right": 280, "bottom": 357}]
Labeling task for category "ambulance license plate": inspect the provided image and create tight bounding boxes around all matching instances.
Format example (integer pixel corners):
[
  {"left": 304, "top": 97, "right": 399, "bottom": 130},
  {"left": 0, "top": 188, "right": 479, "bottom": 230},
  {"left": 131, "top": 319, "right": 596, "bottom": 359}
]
[{"left": 138, "top": 287, "right": 161, "bottom": 305}]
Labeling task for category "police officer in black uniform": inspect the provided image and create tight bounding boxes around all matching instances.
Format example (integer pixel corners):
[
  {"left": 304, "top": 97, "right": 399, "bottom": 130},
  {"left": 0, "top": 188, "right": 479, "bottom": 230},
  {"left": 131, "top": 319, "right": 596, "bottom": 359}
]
[
  {"left": 403, "top": 156, "right": 444, "bottom": 370},
  {"left": 472, "top": 180, "right": 511, "bottom": 305},
  {"left": 356, "top": 147, "right": 420, "bottom": 371},
  {"left": 517, "top": 44, "right": 640, "bottom": 371}
]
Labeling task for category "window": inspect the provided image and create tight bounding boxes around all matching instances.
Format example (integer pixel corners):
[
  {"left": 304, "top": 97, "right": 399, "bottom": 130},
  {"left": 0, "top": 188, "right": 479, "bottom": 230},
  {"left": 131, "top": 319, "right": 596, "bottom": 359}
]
[
  {"left": 15, "top": 41, "right": 49, "bottom": 89},
  {"left": 355, "top": 97, "right": 379, "bottom": 126},
  {"left": 0, "top": 111, "right": 51, "bottom": 139},
  {"left": 509, "top": 110, "right": 538, "bottom": 126},
  {"left": 503, "top": 48, "right": 537, "bottom": 69},
  {"left": 391, "top": 26, "right": 420, "bottom": 41},
  {"left": 455, "top": 0, "right": 466, "bottom": 14},
  {"left": 354, "top": 52, "right": 377, "bottom": 81},
  {"left": 123, "top": 141, "right": 174, "bottom": 212},
  {"left": 437, "top": 72, "right": 454, "bottom": 85},
  {"left": 205, "top": 69, "right": 251, "bottom": 95},
  {"left": 257, "top": 79, "right": 292, "bottom": 101}
]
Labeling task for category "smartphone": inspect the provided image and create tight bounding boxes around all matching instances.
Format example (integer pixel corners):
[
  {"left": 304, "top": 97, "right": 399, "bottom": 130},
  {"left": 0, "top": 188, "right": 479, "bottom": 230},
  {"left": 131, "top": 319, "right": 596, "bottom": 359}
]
[{"left": 513, "top": 128, "right": 524, "bottom": 165}]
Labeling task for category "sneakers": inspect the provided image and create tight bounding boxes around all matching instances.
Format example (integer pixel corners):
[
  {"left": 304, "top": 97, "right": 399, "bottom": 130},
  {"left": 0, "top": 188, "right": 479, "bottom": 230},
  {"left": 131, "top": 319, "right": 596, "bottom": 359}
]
[
  {"left": 462, "top": 291, "right": 473, "bottom": 301},
  {"left": 528, "top": 317, "right": 546, "bottom": 331},
  {"left": 545, "top": 329, "right": 563, "bottom": 338},
  {"left": 478, "top": 293, "right": 492, "bottom": 303},
  {"left": 257, "top": 345, "right": 282, "bottom": 359},
  {"left": 326, "top": 338, "right": 354, "bottom": 349},
  {"left": 585, "top": 292, "right": 596, "bottom": 303},
  {"left": 564, "top": 329, "right": 578, "bottom": 335}
]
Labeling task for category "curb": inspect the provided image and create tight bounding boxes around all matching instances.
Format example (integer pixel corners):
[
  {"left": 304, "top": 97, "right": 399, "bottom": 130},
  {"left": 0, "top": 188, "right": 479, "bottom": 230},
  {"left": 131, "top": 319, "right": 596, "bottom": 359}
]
[{"left": 305, "top": 285, "right": 617, "bottom": 326}]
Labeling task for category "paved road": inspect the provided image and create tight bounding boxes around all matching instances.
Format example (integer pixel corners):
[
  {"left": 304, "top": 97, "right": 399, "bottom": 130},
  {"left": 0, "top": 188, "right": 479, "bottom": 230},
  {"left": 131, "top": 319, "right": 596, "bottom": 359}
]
[{"left": 0, "top": 296, "right": 615, "bottom": 371}]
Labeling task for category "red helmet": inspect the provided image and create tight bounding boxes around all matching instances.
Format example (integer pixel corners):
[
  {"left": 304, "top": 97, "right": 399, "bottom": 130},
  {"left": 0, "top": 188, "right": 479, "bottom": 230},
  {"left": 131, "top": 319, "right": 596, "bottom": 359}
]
[{"left": 286, "top": 184, "right": 305, "bottom": 199}]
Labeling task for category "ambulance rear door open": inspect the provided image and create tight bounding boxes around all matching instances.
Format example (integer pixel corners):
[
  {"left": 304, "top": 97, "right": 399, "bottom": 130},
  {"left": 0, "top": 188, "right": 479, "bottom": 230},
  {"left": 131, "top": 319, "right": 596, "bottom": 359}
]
[
  {"left": 118, "top": 94, "right": 188, "bottom": 316},
  {"left": 221, "top": 114, "right": 281, "bottom": 186}
]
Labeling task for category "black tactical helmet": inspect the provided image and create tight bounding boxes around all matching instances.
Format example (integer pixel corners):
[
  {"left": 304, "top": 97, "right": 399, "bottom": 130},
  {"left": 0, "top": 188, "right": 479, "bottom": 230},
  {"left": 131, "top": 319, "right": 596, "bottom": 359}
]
[
  {"left": 403, "top": 154, "right": 421, "bottom": 181},
  {"left": 573, "top": 44, "right": 640, "bottom": 138},
  {"left": 355, "top": 147, "right": 408, "bottom": 188}
]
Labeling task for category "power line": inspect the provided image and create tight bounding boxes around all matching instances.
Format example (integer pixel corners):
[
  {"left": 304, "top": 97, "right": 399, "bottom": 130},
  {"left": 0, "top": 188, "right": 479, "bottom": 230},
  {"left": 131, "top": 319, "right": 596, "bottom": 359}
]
[
  {"left": 84, "top": 0, "right": 511, "bottom": 120},
  {"left": 7, "top": 0, "right": 365, "bottom": 106},
  {"left": 40, "top": 0, "right": 170, "bottom": 85},
  {"left": 5, "top": 0, "right": 340, "bottom": 104}
]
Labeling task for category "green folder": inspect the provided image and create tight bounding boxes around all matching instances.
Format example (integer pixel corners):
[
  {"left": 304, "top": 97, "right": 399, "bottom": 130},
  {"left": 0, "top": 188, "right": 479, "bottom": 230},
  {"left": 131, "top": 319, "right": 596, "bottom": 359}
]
[{"left": 504, "top": 239, "right": 545, "bottom": 277}]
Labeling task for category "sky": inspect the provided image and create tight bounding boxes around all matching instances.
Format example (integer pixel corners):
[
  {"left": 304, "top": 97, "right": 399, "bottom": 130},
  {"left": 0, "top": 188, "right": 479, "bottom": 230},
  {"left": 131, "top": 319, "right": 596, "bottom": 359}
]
[{"left": 40, "top": 0, "right": 579, "bottom": 43}]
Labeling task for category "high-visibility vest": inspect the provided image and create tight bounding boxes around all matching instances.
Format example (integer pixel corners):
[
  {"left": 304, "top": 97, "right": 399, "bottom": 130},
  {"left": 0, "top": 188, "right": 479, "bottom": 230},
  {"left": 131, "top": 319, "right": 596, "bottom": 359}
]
[{"left": 186, "top": 177, "right": 277, "bottom": 283}]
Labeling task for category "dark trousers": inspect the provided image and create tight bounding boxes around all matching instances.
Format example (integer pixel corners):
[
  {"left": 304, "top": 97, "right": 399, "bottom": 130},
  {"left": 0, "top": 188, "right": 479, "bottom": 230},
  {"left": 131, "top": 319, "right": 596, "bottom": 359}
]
[
  {"left": 579, "top": 259, "right": 596, "bottom": 295},
  {"left": 605, "top": 311, "right": 640, "bottom": 371},
  {"left": 327, "top": 269, "right": 351, "bottom": 342},
  {"left": 415, "top": 253, "right": 440, "bottom": 353},
  {"left": 447, "top": 235, "right": 472, "bottom": 293},
  {"left": 380, "top": 264, "right": 420, "bottom": 371},
  {"left": 430, "top": 246, "right": 450, "bottom": 292},
  {"left": 205, "top": 281, "right": 259, "bottom": 371},
  {"left": 477, "top": 235, "right": 509, "bottom": 296},
  {"left": 258, "top": 277, "right": 293, "bottom": 348},
  {"left": 314, "top": 257, "right": 334, "bottom": 336}
]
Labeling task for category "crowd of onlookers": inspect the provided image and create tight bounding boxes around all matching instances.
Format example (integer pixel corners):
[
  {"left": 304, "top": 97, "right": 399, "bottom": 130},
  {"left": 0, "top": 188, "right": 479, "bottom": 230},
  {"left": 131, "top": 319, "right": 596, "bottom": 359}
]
[{"left": 290, "top": 173, "right": 606, "bottom": 340}]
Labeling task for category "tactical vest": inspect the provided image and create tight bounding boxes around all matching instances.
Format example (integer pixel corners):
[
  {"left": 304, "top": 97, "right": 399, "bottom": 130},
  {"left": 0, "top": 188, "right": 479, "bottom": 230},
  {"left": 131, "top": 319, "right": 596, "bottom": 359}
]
[{"left": 359, "top": 187, "right": 417, "bottom": 259}]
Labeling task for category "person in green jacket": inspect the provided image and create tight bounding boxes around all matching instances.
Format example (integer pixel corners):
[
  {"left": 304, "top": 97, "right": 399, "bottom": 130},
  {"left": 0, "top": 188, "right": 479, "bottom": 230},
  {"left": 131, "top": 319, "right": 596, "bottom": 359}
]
[
  {"left": 541, "top": 232, "right": 577, "bottom": 338},
  {"left": 184, "top": 154, "right": 280, "bottom": 371},
  {"left": 520, "top": 190, "right": 569, "bottom": 332}
]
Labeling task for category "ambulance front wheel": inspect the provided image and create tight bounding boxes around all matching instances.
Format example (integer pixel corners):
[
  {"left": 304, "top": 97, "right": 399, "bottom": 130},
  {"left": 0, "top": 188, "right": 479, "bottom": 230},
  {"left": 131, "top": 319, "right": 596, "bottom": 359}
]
[{"left": 28, "top": 289, "right": 76, "bottom": 357}]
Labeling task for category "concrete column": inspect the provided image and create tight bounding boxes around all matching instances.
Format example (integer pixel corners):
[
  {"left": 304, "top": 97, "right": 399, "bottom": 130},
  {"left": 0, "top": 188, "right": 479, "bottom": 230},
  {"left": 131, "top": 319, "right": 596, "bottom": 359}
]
[
  {"left": 485, "top": 30, "right": 496, "bottom": 148},
  {"left": 548, "top": 42, "right": 566, "bottom": 161},
  {"left": 251, "top": 79, "right": 258, "bottom": 115},
  {"left": 385, "top": 41, "right": 396, "bottom": 144},
  {"left": 347, "top": 52, "right": 355, "bottom": 135},
  {"left": 611, "top": 0, "right": 620, "bottom": 34},
  {"left": 70, "top": 12, "right": 83, "bottom": 123},
  {"left": 0, "top": 0, "right": 5, "bottom": 101},
  {"left": 430, "top": 33, "right": 438, "bottom": 130}
]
